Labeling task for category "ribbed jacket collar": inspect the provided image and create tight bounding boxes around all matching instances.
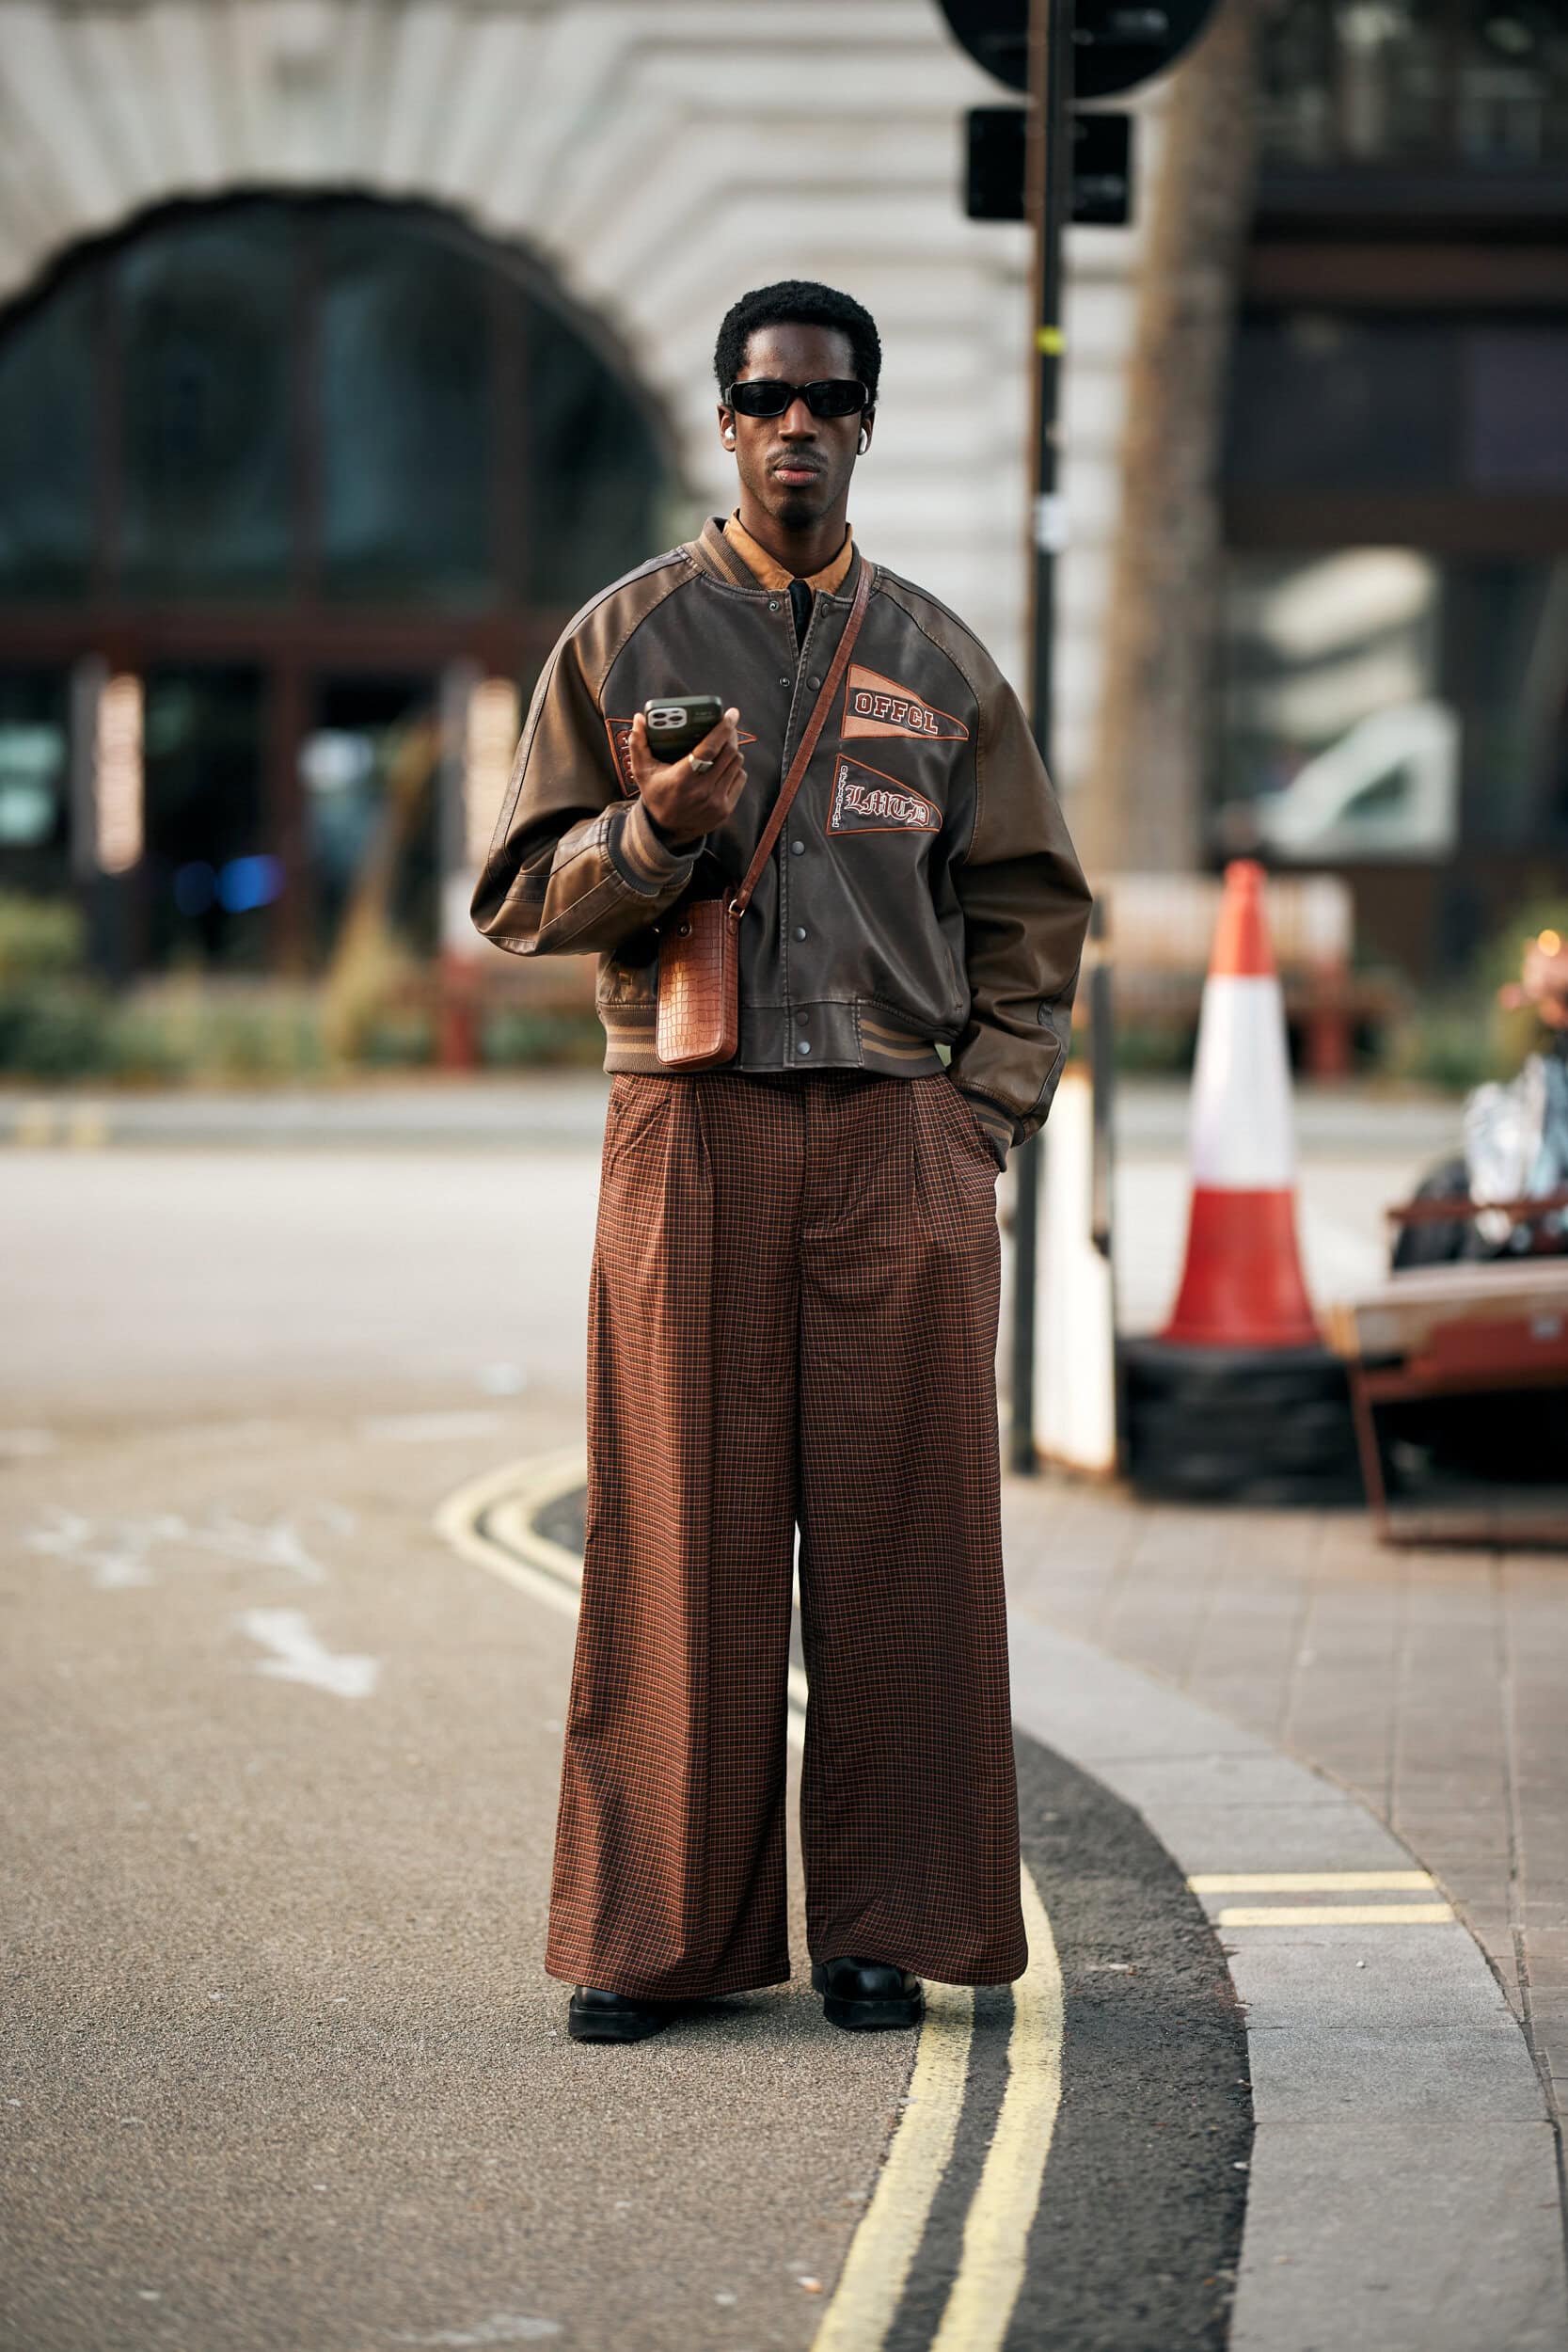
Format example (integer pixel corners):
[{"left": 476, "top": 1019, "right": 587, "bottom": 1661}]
[{"left": 689, "top": 514, "right": 862, "bottom": 598}]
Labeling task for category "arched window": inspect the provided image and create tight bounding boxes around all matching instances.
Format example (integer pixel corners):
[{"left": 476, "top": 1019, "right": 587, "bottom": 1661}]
[{"left": 0, "top": 196, "right": 683, "bottom": 972}]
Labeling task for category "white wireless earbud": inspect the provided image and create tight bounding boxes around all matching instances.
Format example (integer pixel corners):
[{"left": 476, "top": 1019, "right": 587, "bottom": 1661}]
[
  {"left": 723, "top": 427, "right": 736, "bottom": 445},
  {"left": 858, "top": 429, "right": 869, "bottom": 454}
]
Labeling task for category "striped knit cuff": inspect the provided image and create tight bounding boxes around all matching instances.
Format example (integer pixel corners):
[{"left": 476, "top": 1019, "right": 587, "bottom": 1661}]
[
  {"left": 607, "top": 798, "right": 704, "bottom": 897},
  {"left": 957, "top": 1086, "right": 1016, "bottom": 1169}
]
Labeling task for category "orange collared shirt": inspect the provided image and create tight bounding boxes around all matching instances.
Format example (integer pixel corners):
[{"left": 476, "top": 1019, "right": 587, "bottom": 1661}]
[{"left": 722, "top": 510, "right": 855, "bottom": 596}]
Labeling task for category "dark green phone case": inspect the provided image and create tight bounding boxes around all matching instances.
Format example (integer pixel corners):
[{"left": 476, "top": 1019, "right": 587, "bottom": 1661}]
[{"left": 643, "top": 695, "right": 723, "bottom": 762}]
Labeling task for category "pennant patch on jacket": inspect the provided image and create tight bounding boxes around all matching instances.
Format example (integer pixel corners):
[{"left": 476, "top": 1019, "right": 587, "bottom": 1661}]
[
  {"left": 841, "top": 664, "right": 969, "bottom": 743},
  {"left": 606, "top": 716, "right": 755, "bottom": 794},
  {"left": 605, "top": 717, "right": 637, "bottom": 794},
  {"left": 828, "top": 755, "right": 942, "bottom": 835}
]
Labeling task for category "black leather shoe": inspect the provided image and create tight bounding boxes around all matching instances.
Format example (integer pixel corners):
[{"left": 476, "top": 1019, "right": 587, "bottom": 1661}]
[
  {"left": 567, "top": 1986, "right": 685, "bottom": 2043},
  {"left": 812, "top": 1957, "right": 925, "bottom": 2031}
]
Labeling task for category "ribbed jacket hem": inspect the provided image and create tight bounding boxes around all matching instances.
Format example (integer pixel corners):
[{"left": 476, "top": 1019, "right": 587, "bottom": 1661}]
[{"left": 597, "top": 1000, "right": 949, "bottom": 1077}]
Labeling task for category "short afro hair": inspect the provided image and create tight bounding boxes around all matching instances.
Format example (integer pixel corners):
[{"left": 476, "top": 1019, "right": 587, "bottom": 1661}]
[{"left": 714, "top": 280, "right": 882, "bottom": 408}]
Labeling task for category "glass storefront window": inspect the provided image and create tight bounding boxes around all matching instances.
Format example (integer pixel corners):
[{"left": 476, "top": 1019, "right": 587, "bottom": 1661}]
[
  {"left": 1227, "top": 312, "right": 1568, "bottom": 495},
  {"left": 119, "top": 210, "right": 294, "bottom": 600},
  {"left": 142, "top": 667, "right": 270, "bottom": 970},
  {"left": 1216, "top": 550, "right": 1568, "bottom": 862},
  {"left": 1466, "top": 326, "right": 1568, "bottom": 488},
  {"left": 318, "top": 215, "right": 494, "bottom": 607},
  {"left": 0, "top": 671, "right": 71, "bottom": 894},
  {"left": 0, "top": 283, "right": 93, "bottom": 600},
  {"left": 1260, "top": 0, "right": 1568, "bottom": 168},
  {"left": 1229, "top": 316, "right": 1454, "bottom": 491},
  {"left": 528, "top": 317, "right": 670, "bottom": 609},
  {"left": 301, "top": 675, "right": 440, "bottom": 963}
]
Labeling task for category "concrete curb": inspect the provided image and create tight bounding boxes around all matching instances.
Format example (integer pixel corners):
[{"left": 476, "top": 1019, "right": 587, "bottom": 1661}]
[{"left": 1006, "top": 1614, "right": 1568, "bottom": 2352}]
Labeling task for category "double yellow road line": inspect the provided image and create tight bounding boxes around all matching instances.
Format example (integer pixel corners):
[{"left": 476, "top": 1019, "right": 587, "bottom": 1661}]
[
  {"left": 1188, "top": 1870, "right": 1454, "bottom": 1929},
  {"left": 436, "top": 1450, "right": 1067, "bottom": 2352}
]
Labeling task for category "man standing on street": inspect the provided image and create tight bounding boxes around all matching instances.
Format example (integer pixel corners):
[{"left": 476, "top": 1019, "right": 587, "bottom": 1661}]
[{"left": 471, "top": 280, "right": 1092, "bottom": 2042}]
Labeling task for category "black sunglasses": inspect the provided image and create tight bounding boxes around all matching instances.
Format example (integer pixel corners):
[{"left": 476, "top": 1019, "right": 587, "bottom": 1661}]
[{"left": 724, "top": 377, "right": 871, "bottom": 420}]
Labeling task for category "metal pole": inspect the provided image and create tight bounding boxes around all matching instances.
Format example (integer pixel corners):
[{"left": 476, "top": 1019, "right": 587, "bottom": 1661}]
[
  {"left": 1009, "top": 0, "right": 1073, "bottom": 1476},
  {"left": 437, "top": 659, "right": 482, "bottom": 1072},
  {"left": 1087, "top": 897, "right": 1116, "bottom": 1261}
]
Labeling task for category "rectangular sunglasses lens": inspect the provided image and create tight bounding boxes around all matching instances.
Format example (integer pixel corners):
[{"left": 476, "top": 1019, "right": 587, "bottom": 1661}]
[
  {"left": 731, "top": 381, "right": 791, "bottom": 416},
  {"left": 805, "top": 380, "right": 865, "bottom": 417}
]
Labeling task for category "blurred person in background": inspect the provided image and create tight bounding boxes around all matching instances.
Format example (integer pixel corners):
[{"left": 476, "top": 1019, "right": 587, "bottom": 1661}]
[
  {"left": 1395, "top": 926, "right": 1568, "bottom": 1271},
  {"left": 471, "top": 279, "right": 1091, "bottom": 2045}
]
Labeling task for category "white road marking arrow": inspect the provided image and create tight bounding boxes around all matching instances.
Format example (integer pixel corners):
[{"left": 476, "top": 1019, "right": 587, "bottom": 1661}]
[{"left": 234, "top": 1608, "right": 379, "bottom": 1700}]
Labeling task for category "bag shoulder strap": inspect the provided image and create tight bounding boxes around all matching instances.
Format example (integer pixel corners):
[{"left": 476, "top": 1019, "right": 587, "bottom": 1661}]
[{"left": 732, "top": 556, "right": 874, "bottom": 917}]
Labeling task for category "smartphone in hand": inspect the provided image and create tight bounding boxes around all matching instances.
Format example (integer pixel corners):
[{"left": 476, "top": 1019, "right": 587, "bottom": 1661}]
[{"left": 643, "top": 695, "right": 724, "bottom": 764}]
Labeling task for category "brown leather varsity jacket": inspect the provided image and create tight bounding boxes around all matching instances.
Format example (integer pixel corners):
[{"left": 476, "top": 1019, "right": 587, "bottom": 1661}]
[{"left": 469, "top": 516, "right": 1093, "bottom": 1159}]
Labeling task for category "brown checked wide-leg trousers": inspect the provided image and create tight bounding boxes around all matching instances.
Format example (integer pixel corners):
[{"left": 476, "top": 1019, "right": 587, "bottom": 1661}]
[{"left": 544, "top": 1068, "right": 1028, "bottom": 1999}]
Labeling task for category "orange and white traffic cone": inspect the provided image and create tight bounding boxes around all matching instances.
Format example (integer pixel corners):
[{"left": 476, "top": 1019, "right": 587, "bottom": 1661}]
[{"left": 1162, "top": 861, "right": 1318, "bottom": 1349}]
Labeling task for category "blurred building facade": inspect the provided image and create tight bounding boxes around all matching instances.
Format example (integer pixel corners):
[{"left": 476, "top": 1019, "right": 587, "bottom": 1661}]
[
  {"left": 0, "top": 0, "right": 1562, "bottom": 989},
  {"left": 0, "top": 0, "right": 1061, "bottom": 983},
  {"left": 1219, "top": 0, "right": 1568, "bottom": 977}
]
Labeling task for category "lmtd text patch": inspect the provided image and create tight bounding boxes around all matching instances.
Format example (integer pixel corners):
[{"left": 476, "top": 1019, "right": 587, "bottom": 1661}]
[
  {"left": 829, "top": 755, "right": 942, "bottom": 836},
  {"left": 841, "top": 664, "right": 969, "bottom": 743}
]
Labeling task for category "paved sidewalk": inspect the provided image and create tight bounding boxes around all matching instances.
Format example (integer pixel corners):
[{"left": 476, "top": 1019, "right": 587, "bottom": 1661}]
[{"left": 1003, "top": 1475, "right": 1568, "bottom": 2141}]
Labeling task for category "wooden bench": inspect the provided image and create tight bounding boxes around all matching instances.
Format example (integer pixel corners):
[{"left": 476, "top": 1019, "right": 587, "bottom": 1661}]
[{"left": 1323, "top": 1250, "right": 1568, "bottom": 1546}]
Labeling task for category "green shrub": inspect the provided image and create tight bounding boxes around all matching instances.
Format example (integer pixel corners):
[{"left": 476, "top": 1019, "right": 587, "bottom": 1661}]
[
  {"left": 1381, "top": 894, "right": 1568, "bottom": 1095},
  {"left": 1477, "top": 893, "right": 1568, "bottom": 997},
  {"left": 0, "top": 893, "right": 89, "bottom": 983},
  {"left": 0, "top": 980, "right": 109, "bottom": 1078},
  {"left": 357, "top": 1007, "right": 436, "bottom": 1067},
  {"left": 480, "top": 1009, "right": 606, "bottom": 1068},
  {"left": 1112, "top": 1021, "right": 1196, "bottom": 1076},
  {"left": 95, "top": 1002, "right": 188, "bottom": 1085},
  {"left": 101, "top": 982, "right": 328, "bottom": 1085},
  {"left": 1383, "top": 998, "right": 1508, "bottom": 1094},
  {"left": 0, "top": 896, "right": 108, "bottom": 1075}
]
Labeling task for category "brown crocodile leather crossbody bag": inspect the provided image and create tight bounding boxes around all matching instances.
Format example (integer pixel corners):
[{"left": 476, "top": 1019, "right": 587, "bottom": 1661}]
[{"left": 654, "top": 560, "right": 872, "bottom": 1072}]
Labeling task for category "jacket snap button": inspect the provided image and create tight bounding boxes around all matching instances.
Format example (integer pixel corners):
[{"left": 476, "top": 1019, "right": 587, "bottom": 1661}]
[
  {"left": 777, "top": 676, "right": 790, "bottom": 688},
  {"left": 808, "top": 675, "right": 821, "bottom": 689},
  {"left": 794, "top": 925, "right": 807, "bottom": 942},
  {"left": 796, "top": 1039, "right": 812, "bottom": 1056},
  {"left": 768, "top": 597, "right": 781, "bottom": 612},
  {"left": 790, "top": 838, "right": 805, "bottom": 855},
  {"left": 796, "top": 1010, "right": 809, "bottom": 1025}
]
